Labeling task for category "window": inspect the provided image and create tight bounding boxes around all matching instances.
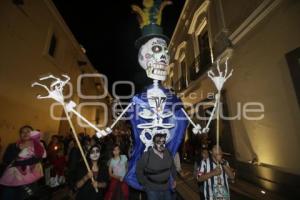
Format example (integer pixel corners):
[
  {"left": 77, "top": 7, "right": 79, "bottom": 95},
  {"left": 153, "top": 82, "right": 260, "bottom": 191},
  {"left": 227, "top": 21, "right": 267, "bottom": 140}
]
[
  {"left": 188, "top": 1, "right": 211, "bottom": 78},
  {"left": 48, "top": 34, "right": 57, "bottom": 57},
  {"left": 198, "top": 31, "right": 212, "bottom": 76},
  {"left": 180, "top": 60, "right": 188, "bottom": 90},
  {"left": 189, "top": 59, "right": 197, "bottom": 81},
  {"left": 174, "top": 42, "right": 188, "bottom": 91}
]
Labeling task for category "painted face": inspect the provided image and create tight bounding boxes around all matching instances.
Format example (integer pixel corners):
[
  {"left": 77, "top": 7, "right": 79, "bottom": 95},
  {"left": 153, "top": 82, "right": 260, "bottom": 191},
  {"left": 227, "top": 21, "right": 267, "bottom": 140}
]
[
  {"left": 154, "top": 137, "right": 166, "bottom": 152},
  {"left": 138, "top": 37, "right": 170, "bottom": 81},
  {"left": 89, "top": 147, "right": 100, "bottom": 161}
]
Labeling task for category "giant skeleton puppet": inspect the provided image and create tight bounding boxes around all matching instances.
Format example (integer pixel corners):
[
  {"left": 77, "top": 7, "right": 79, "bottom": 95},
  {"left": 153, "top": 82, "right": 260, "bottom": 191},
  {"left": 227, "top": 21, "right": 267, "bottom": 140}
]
[
  {"left": 98, "top": 0, "right": 218, "bottom": 190},
  {"left": 32, "top": 0, "right": 232, "bottom": 192}
]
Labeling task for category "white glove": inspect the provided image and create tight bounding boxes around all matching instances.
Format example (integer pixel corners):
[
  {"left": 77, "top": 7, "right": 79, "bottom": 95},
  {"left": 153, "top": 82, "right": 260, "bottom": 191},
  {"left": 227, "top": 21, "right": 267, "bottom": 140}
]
[
  {"left": 65, "top": 101, "right": 76, "bottom": 112},
  {"left": 192, "top": 124, "right": 202, "bottom": 135},
  {"left": 202, "top": 127, "right": 210, "bottom": 134},
  {"left": 96, "top": 127, "right": 112, "bottom": 138}
]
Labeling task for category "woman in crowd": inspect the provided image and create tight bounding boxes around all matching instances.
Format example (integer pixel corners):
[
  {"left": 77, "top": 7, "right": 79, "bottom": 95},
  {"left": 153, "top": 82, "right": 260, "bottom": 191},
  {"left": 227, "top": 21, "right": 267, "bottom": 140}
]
[
  {"left": 47, "top": 135, "right": 66, "bottom": 187},
  {"left": 105, "top": 144, "right": 129, "bottom": 200},
  {"left": 0, "top": 125, "right": 46, "bottom": 199},
  {"left": 47, "top": 135, "right": 63, "bottom": 162},
  {"left": 74, "top": 144, "right": 108, "bottom": 200}
]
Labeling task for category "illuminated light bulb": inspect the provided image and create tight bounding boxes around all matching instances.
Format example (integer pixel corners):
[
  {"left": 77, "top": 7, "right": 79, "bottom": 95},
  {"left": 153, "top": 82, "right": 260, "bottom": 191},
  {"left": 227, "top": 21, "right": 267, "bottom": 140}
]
[{"left": 261, "top": 190, "right": 266, "bottom": 195}]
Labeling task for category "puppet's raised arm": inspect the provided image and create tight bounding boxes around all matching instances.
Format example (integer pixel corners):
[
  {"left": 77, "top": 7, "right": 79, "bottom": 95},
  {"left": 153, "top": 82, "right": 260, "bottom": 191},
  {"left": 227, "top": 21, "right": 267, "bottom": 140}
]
[{"left": 95, "top": 102, "right": 134, "bottom": 138}]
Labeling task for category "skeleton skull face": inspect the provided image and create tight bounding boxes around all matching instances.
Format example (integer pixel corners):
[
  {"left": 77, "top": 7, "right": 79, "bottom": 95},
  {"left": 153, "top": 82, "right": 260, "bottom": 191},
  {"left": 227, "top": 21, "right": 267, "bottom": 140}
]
[{"left": 138, "top": 37, "right": 170, "bottom": 81}]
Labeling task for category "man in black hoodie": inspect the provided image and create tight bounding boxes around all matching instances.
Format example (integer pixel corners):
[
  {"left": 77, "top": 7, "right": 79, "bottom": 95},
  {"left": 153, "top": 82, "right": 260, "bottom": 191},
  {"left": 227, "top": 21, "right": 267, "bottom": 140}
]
[{"left": 136, "top": 133, "right": 176, "bottom": 200}]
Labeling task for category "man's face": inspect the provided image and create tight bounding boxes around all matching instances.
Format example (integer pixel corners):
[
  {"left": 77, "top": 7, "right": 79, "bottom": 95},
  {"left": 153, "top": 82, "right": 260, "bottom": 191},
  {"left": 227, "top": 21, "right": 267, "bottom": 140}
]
[
  {"left": 212, "top": 146, "right": 223, "bottom": 161},
  {"left": 154, "top": 136, "right": 166, "bottom": 152}
]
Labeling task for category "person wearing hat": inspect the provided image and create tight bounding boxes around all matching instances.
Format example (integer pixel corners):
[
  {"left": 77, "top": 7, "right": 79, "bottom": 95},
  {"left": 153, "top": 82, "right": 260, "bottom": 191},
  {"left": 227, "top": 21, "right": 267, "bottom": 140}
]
[
  {"left": 122, "top": 1, "right": 191, "bottom": 195},
  {"left": 96, "top": 0, "right": 208, "bottom": 198}
]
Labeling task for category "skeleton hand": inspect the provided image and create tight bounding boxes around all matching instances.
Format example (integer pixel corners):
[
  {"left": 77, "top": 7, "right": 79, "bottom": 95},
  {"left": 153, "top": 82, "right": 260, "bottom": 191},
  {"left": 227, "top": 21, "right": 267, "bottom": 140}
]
[
  {"left": 32, "top": 74, "right": 70, "bottom": 105},
  {"left": 96, "top": 127, "right": 112, "bottom": 138},
  {"left": 208, "top": 58, "right": 233, "bottom": 91},
  {"left": 192, "top": 124, "right": 202, "bottom": 135},
  {"left": 61, "top": 74, "right": 70, "bottom": 81},
  {"left": 202, "top": 127, "right": 210, "bottom": 134}
]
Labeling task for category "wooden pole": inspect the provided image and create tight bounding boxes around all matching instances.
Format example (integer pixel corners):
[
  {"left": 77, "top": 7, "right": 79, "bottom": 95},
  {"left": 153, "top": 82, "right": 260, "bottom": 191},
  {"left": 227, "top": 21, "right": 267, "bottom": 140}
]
[
  {"left": 216, "top": 91, "right": 221, "bottom": 155},
  {"left": 63, "top": 106, "right": 98, "bottom": 192}
]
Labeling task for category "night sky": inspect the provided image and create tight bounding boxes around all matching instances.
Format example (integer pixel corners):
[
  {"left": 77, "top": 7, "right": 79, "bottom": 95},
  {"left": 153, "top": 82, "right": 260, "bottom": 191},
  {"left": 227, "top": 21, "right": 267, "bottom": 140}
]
[{"left": 53, "top": 0, "right": 184, "bottom": 98}]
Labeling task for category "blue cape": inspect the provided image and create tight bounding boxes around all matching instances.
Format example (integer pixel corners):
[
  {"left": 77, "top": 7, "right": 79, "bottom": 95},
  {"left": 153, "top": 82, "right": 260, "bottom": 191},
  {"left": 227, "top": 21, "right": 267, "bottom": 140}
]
[{"left": 124, "top": 86, "right": 188, "bottom": 190}]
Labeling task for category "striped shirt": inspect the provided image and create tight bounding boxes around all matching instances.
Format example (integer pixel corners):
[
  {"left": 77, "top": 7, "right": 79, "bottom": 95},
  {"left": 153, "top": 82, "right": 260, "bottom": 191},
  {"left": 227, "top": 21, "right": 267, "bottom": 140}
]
[{"left": 197, "top": 157, "right": 230, "bottom": 200}]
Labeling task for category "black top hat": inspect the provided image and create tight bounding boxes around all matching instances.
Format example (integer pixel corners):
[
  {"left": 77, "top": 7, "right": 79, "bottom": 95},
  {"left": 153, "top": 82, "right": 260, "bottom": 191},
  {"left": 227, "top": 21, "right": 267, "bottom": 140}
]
[{"left": 132, "top": 0, "right": 172, "bottom": 48}]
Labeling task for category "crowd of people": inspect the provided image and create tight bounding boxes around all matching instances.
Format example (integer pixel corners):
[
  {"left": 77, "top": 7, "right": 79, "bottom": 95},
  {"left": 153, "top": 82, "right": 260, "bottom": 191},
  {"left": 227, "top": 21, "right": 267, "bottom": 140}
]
[
  {"left": 0, "top": 125, "right": 132, "bottom": 200},
  {"left": 0, "top": 125, "right": 235, "bottom": 200}
]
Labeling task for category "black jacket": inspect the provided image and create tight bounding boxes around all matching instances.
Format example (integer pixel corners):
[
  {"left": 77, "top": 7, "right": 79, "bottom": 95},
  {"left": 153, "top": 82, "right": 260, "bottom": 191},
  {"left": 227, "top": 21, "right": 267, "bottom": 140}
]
[
  {"left": 74, "top": 162, "right": 109, "bottom": 200},
  {"left": 136, "top": 148, "right": 176, "bottom": 191}
]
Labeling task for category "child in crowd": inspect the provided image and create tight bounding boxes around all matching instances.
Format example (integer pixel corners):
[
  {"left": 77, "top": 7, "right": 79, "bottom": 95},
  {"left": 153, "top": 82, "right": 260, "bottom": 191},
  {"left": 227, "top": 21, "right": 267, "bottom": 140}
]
[{"left": 105, "top": 144, "right": 129, "bottom": 200}]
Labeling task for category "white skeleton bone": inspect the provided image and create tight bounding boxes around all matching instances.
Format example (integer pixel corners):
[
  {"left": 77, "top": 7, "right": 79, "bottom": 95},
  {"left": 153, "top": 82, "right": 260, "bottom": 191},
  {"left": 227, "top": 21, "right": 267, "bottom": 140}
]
[
  {"left": 96, "top": 102, "right": 134, "bottom": 138},
  {"left": 31, "top": 74, "right": 70, "bottom": 104},
  {"left": 137, "top": 102, "right": 174, "bottom": 148},
  {"left": 131, "top": 82, "right": 175, "bottom": 148},
  {"left": 180, "top": 108, "right": 203, "bottom": 134},
  {"left": 202, "top": 58, "right": 233, "bottom": 135},
  {"left": 138, "top": 106, "right": 174, "bottom": 129},
  {"left": 206, "top": 58, "right": 233, "bottom": 155},
  {"left": 32, "top": 74, "right": 109, "bottom": 138},
  {"left": 96, "top": 127, "right": 112, "bottom": 138},
  {"left": 32, "top": 74, "right": 102, "bottom": 191},
  {"left": 180, "top": 58, "right": 233, "bottom": 135},
  {"left": 203, "top": 93, "right": 220, "bottom": 131},
  {"left": 92, "top": 46, "right": 234, "bottom": 150},
  {"left": 208, "top": 58, "right": 233, "bottom": 91}
]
